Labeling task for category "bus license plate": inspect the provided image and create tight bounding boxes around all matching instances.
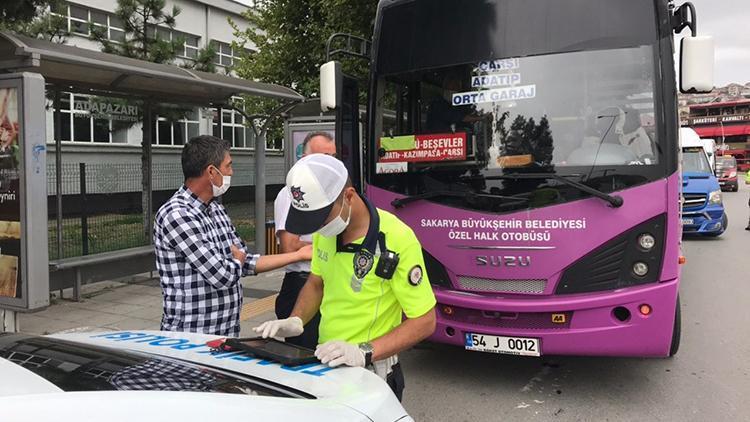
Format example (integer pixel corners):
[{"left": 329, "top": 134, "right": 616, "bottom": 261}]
[
  {"left": 681, "top": 218, "right": 694, "bottom": 225},
  {"left": 465, "top": 333, "right": 540, "bottom": 357}
]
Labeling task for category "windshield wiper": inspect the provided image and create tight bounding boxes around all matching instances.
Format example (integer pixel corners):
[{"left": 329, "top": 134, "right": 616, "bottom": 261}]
[
  {"left": 479, "top": 173, "right": 624, "bottom": 208},
  {"left": 391, "top": 190, "right": 529, "bottom": 209}
]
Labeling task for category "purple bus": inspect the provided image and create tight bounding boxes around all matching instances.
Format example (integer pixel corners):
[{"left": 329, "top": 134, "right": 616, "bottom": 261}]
[{"left": 321, "top": 0, "right": 713, "bottom": 357}]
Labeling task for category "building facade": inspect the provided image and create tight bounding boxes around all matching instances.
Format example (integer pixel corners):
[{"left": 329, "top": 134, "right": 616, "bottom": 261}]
[{"left": 44, "top": 0, "right": 287, "bottom": 199}]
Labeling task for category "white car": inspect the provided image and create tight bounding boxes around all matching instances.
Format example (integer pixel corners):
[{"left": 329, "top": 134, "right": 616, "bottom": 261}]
[{"left": 0, "top": 330, "right": 412, "bottom": 422}]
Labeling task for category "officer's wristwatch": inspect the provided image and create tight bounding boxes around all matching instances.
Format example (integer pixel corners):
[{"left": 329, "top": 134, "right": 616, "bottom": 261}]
[{"left": 358, "top": 342, "right": 374, "bottom": 367}]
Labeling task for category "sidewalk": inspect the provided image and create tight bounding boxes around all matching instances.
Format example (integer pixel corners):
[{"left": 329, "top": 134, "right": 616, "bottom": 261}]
[{"left": 18, "top": 270, "right": 285, "bottom": 336}]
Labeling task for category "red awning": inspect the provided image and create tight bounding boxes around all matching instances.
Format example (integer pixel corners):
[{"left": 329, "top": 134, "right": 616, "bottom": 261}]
[
  {"left": 689, "top": 100, "right": 750, "bottom": 110},
  {"left": 693, "top": 125, "right": 750, "bottom": 137}
]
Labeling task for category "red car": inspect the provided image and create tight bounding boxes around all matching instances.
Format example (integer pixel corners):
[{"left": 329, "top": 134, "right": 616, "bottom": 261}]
[{"left": 715, "top": 155, "right": 739, "bottom": 192}]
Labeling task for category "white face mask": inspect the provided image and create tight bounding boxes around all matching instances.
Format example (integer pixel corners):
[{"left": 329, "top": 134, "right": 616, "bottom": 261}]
[
  {"left": 317, "top": 198, "right": 351, "bottom": 238},
  {"left": 210, "top": 166, "right": 231, "bottom": 197}
]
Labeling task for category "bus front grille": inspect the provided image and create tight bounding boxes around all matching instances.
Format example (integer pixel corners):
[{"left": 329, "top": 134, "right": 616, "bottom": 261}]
[
  {"left": 682, "top": 194, "right": 707, "bottom": 210},
  {"left": 456, "top": 277, "right": 546, "bottom": 294}
]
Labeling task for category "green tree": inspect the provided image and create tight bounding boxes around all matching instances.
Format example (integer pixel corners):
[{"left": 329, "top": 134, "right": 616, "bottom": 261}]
[
  {"left": 1, "top": 0, "right": 49, "bottom": 25},
  {"left": 89, "top": 0, "right": 183, "bottom": 63},
  {"left": 0, "top": 0, "right": 68, "bottom": 43},
  {"left": 233, "top": 0, "right": 378, "bottom": 95},
  {"left": 229, "top": 0, "right": 378, "bottom": 147}
]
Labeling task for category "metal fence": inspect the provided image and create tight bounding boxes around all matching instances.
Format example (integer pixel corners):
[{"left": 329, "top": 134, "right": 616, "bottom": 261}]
[{"left": 47, "top": 162, "right": 272, "bottom": 260}]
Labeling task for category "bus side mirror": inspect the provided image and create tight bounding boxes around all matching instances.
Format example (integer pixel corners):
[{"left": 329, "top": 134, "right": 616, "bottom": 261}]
[
  {"left": 680, "top": 36, "right": 714, "bottom": 94},
  {"left": 320, "top": 61, "right": 342, "bottom": 112}
]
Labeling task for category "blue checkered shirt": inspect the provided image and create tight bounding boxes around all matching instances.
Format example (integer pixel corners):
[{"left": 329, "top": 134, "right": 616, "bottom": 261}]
[{"left": 153, "top": 186, "right": 258, "bottom": 337}]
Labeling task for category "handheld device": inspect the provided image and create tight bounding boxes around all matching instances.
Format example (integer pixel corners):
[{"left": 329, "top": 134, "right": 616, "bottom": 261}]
[{"left": 223, "top": 337, "right": 319, "bottom": 366}]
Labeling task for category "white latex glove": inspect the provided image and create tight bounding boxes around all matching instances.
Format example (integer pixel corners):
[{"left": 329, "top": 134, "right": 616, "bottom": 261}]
[
  {"left": 315, "top": 340, "right": 365, "bottom": 368},
  {"left": 253, "top": 316, "right": 304, "bottom": 339}
]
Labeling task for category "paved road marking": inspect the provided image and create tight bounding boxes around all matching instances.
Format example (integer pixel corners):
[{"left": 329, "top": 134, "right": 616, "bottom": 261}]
[{"left": 240, "top": 294, "right": 278, "bottom": 321}]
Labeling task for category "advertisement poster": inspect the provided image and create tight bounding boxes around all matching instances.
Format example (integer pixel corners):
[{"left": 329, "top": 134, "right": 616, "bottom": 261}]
[
  {"left": 291, "top": 129, "right": 335, "bottom": 163},
  {"left": 0, "top": 87, "right": 21, "bottom": 299}
]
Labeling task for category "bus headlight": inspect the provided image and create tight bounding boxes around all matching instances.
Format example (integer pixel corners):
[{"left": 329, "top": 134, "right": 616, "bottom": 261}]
[
  {"left": 709, "top": 190, "right": 722, "bottom": 205},
  {"left": 638, "top": 233, "right": 656, "bottom": 251},
  {"left": 729, "top": 171, "right": 737, "bottom": 178},
  {"left": 632, "top": 262, "right": 649, "bottom": 277}
]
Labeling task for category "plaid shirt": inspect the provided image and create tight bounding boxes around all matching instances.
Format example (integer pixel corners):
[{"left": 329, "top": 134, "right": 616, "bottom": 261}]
[
  {"left": 109, "top": 359, "right": 217, "bottom": 391},
  {"left": 154, "top": 186, "right": 258, "bottom": 337}
]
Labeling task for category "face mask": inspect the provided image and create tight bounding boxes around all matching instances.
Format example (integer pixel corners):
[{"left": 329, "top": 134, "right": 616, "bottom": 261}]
[
  {"left": 210, "top": 166, "right": 231, "bottom": 197},
  {"left": 317, "top": 198, "right": 351, "bottom": 238}
]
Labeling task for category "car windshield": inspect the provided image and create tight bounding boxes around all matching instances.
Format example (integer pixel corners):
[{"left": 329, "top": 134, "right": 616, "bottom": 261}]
[
  {"left": 716, "top": 156, "right": 736, "bottom": 169},
  {"left": 0, "top": 334, "right": 305, "bottom": 397},
  {"left": 682, "top": 149, "right": 712, "bottom": 174}
]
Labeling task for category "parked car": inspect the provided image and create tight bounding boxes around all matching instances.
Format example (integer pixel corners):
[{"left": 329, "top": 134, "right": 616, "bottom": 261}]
[
  {"left": 715, "top": 155, "right": 739, "bottom": 192},
  {"left": 0, "top": 330, "right": 412, "bottom": 422}
]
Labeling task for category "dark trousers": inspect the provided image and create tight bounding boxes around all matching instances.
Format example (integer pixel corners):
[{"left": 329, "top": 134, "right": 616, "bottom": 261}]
[
  {"left": 275, "top": 271, "right": 320, "bottom": 350},
  {"left": 386, "top": 362, "right": 406, "bottom": 402}
]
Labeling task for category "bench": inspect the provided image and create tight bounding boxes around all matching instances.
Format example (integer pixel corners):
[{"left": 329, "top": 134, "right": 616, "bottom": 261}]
[{"left": 49, "top": 246, "right": 155, "bottom": 301}]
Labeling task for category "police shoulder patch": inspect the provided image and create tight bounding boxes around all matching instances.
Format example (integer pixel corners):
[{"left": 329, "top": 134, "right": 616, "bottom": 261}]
[{"left": 408, "top": 265, "right": 423, "bottom": 286}]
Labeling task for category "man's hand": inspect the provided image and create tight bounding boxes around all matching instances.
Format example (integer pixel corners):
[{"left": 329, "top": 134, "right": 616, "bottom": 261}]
[
  {"left": 296, "top": 244, "right": 313, "bottom": 261},
  {"left": 230, "top": 244, "right": 247, "bottom": 263},
  {"left": 253, "top": 316, "right": 304, "bottom": 339},
  {"left": 315, "top": 341, "right": 365, "bottom": 368}
]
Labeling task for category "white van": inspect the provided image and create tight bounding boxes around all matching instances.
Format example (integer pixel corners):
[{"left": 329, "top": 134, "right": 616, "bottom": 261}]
[{"left": 679, "top": 128, "right": 715, "bottom": 168}]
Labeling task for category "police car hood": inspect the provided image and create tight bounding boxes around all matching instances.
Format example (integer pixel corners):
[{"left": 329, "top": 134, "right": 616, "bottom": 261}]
[{"left": 45, "top": 330, "right": 408, "bottom": 421}]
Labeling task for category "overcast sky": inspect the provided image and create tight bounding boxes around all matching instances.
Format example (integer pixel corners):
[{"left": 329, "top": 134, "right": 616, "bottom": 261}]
[{"left": 232, "top": 0, "right": 746, "bottom": 85}]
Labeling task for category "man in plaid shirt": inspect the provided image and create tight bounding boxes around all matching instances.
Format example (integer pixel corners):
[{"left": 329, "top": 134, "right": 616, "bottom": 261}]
[{"left": 154, "top": 135, "right": 311, "bottom": 337}]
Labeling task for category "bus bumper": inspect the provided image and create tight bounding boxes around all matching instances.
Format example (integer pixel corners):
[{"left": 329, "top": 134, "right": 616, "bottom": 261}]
[{"left": 428, "top": 278, "right": 679, "bottom": 357}]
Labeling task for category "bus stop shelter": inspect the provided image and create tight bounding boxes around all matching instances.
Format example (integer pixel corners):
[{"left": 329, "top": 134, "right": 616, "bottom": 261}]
[{"left": 0, "top": 31, "right": 302, "bottom": 325}]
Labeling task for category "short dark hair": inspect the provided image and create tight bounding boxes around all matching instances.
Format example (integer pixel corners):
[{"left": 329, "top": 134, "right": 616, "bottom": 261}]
[
  {"left": 181, "top": 135, "right": 231, "bottom": 180},
  {"left": 302, "top": 131, "right": 334, "bottom": 154}
]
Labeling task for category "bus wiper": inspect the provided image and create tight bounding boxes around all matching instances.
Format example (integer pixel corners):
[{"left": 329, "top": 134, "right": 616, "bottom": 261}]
[
  {"left": 481, "top": 173, "right": 624, "bottom": 208},
  {"left": 391, "top": 190, "right": 529, "bottom": 209}
]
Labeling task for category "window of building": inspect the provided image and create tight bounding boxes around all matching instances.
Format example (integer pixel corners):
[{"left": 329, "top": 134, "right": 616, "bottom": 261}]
[
  {"left": 109, "top": 15, "right": 125, "bottom": 42},
  {"left": 209, "top": 100, "right": 282, "bottom": 152},
  {"left": 52, "top": 3, "right": 200, "bottom": 53},
  {"left": 146, "top": 26, "right": 202, "bottom": 60},
  {"left": 183, "top": 34, "right": 200, "bottom": 59},
  {"left": 211, "top": 41, "right": 251, "bottom": 68},
  {"left": 212, "top": 107, "right": 254, "bottom": 149},
  {"left": 153, "top": 110, "right": 200, "bottom": 146},
  {"left": 53, "top": 93, "right": 129, "bottom": 144},
  {"left": 68, "top": 4, "right": 89, "bottom": 35}
]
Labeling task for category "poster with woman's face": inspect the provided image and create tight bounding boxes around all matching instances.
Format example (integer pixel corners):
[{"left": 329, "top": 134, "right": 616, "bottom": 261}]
[
  {"left": 0, "top": 88, "right": 18, "bottom": 153},
  {"left": 0, "top": 88, "right": 21, "bottom": 299}
]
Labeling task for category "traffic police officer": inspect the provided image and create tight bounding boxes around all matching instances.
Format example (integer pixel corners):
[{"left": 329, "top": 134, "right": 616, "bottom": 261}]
[{"left": 255, "top": 154, "right": 436, "bottom": 400}]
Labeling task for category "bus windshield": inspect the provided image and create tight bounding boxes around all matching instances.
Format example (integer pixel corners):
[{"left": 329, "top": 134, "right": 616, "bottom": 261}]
[{"left": 372, "top": 46, "right": 663, "bottom": 213}]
